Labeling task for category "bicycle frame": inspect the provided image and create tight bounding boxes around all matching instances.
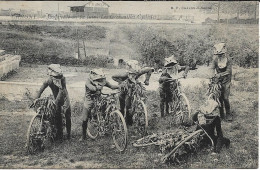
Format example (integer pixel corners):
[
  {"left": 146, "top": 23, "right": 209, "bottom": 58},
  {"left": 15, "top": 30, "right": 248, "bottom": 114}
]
[
  {"left": 91, "top": 93, "right": 119, "bottom": 134},
  {"left": 207, "top": 76, "right": 222, "bottom": 106},
  {"left": 168, "top": 78, "right": 183, "bottom": 109},
  {"left": 131, "top": 81, "right": 146, "bottom": 106},
  {"left": 26, "top": 97, "right": 57, "bottom": 153},
  {"left": 33, "top": 98, "right": 57, "bottom": 138}
]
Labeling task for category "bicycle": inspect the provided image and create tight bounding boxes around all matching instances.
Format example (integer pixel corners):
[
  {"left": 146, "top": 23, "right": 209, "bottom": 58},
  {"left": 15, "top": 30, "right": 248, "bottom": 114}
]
[
  {"left": 129, "top": 81, "right": 148, "bottom": 136},
  {"left": 206, "top": 75, "right": 222, "bottom": 106},
  {"left": 167, "top": 77, "right": 191, "bottom": 125},
  {"left": 25, "top": 96, "right": 66, "bottom": 154},
  {"left": 86, "top": 91, "right": 128, "bottom": 152},
  {"left": 132, "top": 127, "right": 211, "bottom": 163}
]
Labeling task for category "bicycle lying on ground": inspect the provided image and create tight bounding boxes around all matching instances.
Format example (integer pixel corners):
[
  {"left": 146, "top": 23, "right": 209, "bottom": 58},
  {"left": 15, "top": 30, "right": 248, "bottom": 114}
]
[
  {"left": 167, "top": 77, "right": 191, "bottom": 125},
  {"left": 129, "top": 81, "right": 148, "bottom": 136},
  {"left": 86, "top": 91, "right": 128, "bottom": 152},
  {"left": 26, "top": 96, "right": 66, "bottom": 154},
  {"left": 132, "top": 127, "right": 211, "bottom": 163}
]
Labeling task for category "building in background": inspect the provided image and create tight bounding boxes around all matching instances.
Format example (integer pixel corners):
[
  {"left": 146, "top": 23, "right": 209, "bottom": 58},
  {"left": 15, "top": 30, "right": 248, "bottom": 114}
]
[
  {"left": 68, "top": 1, "right": 110, "bottom": 18},
  {"left": 0, "top": 8, "right": 13, "bottom": 16}
]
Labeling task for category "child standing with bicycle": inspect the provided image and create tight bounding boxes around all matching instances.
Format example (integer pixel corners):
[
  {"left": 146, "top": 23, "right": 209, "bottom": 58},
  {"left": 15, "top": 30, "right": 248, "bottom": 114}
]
[
  {"left": 112, "top": 60, "right": 154, "bottom": 126},
  {"left": 80, "top": 68, "right": 118, "bottom": 141},
  {"left": 35, "top": 64, "right": 71, "bottom": 140},
  {"left": 159, "top": 55, "right": 189, "bottom": 117}
]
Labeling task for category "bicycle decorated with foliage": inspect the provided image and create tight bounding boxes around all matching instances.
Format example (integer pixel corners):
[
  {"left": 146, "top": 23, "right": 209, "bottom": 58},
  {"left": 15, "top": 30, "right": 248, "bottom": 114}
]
[
  {"left": 26, "top": 96, "right": 66, "bottom": 154},
  {"left": 86, "top": 91, "right": 128, "bottom": 152},
  {"left": 128, "top": 81, "right": 148, "bottom": 136},
  {"left": 206, "top": 75, "right": 222, "bottom": 105},
  {"left": 132, "top": 127, "right": 208, "bottom": 163},
  {"left": 167, "top": 77, "right": 191, "bottom": 126}
]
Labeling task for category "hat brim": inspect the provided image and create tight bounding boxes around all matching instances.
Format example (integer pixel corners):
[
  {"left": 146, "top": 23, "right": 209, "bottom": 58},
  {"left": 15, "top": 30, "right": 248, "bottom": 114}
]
[{"left": 164, "top": 62, "right": 177, "bottom": 67}]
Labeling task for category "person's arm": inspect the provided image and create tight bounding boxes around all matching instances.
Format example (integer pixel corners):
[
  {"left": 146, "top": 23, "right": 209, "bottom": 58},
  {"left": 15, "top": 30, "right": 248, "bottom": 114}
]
[
  {"left": 85, "top": 78, "right": 97, "bottom": 92},
  {"left": 105, "top": 80, "right": 119, "bottom": 90},
  {"left": 159, "top": 73, "right": 172, "bottom": 84},
  {"left": 208, "top": 56, "right": 217, "bottom": 78},
  {"left": 178, "top": 65, "right": 189, "bottom": 78},
  {"left": 136, "top": 67, "right": 154, "bottom": 85},
  {"left": 112, "top": 71, "right": 128, "bottom": 84},
  {"left": 61, "top": 77, "right": 67, "bottom": 90},
  {"left": 135, "top": 67, "right": 153, "bottom": 79},
  {"left": 35, "top": 79, "right": 50, "bottom": 99}
]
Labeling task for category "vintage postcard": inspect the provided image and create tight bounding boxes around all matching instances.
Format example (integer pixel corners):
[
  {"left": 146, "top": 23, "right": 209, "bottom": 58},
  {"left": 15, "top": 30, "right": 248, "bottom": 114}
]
[{"left": 0, "top": 1, "right": 258, "bottom": 169}]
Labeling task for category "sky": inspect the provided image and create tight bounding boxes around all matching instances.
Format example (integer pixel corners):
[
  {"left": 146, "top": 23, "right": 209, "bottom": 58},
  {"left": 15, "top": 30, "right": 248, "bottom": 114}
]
[{"left": 0, "top": 1, "right": 217, "bottom": 22}]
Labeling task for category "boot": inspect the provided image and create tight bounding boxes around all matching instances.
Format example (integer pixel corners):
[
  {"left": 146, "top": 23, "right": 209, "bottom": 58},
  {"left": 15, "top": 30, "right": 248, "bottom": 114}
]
[
  {"left": 66, "top": 121, "right": 71, "bottom": 140},
  {"left": 160, "top": 103, "right": 165, "bottom": 117},
  {"left": 215, "top": 137, "right": 224, "bottom": 153},
  {"left": 79, "top": 121, "right": 87, "bottom": 141},
  {"left": 223, "top": 137, "right": 230, "bottom": 148},
  {"left": 225, "top": 113, "right": 233, "bottom": 122},
  {"left": 67, "top": 132, "right": 71, "bottom": 140}
]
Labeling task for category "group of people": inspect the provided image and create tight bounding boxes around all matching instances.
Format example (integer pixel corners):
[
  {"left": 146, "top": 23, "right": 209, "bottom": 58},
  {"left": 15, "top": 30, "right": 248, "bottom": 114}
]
[{"left": 35, "top": 42, "right": 232, "bottom": 154}]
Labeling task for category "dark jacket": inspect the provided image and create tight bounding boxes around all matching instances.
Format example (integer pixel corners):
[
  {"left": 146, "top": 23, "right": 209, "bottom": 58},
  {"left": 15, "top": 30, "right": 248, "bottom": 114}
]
[{"left": 211, "top": 56, "right": 232, "bottom": 84}]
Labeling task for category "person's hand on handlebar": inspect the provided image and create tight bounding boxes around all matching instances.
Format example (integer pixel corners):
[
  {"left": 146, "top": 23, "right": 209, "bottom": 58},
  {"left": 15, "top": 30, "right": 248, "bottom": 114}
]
[
  {"left": 30, "top": 98, "right": 39, "bottom": 108},
  {"left": 182, "top": 73, "right": 187, "bottom": 79},
  {"left": 101, "top": 90, "right": 120, "bottom": 96},
  {"left": 215, "top": 73, "right": 221, "bottom": 79},
  {"left": 144, "top": 80, "right": 149, "bottom": 86}
]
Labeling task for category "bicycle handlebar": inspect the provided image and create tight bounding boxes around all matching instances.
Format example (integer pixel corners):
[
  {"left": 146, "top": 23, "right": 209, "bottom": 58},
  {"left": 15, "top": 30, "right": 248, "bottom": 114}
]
[
  {"left": 101, "top": 91, "right": 120, "bottom": 96},
  {"left": 165, "top": 76, "right": 185, "bottom": 82}
]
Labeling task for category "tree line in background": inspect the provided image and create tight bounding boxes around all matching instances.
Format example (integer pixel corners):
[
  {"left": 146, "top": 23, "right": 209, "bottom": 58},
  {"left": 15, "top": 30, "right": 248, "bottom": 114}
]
[{"left": 199, "top": 1, "right": 258, "bottom": 23}]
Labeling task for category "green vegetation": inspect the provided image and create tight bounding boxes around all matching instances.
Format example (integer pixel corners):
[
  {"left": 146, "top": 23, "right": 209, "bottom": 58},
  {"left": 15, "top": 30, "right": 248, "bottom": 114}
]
[
  {"left": 0, "top": 24, "right": 111, "bottom": 67},
  {"left": 124, "top": 24, "right": 258, "bottom": 68},
  {"left": 0, "top": 23, "right": 258, "bottom": 68}
]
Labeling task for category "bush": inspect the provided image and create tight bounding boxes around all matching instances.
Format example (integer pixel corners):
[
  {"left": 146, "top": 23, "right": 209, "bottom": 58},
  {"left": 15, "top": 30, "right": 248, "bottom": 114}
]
[
  {"left": 124, "top": 26, "right": 172, "bottom": 67},
  {"left": 124, "top": 24, "right": 258, "bottom": 68},
  {"left": 0, "top": 28, "right": 112, "bottom": 67}
]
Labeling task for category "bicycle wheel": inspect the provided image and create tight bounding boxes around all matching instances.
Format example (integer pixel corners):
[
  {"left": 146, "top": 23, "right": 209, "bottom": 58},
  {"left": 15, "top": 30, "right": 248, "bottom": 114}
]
[
  {"left": 133, "top": 100, "right": 148, "bottom": 136},
  {"left": 170, "top": 93, "right": 191, "bottom": 125},
  {"left": 178, "top": 93, "right": 191, "bottom": 124},
  {"left": 26, "top": 114, "right": 43, "bottom": 154},
  {"left": 87, "top": 111, "right": 100, "bottom": 139},
  {"left": 110, "top": 110, "right": 128, "bottom": 152}
]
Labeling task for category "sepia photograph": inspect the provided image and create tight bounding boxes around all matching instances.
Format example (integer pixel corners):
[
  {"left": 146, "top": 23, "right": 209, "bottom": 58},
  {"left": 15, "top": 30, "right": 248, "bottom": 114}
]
[{"left": 0, "top": 1, "right": 258, "bottom": 168}]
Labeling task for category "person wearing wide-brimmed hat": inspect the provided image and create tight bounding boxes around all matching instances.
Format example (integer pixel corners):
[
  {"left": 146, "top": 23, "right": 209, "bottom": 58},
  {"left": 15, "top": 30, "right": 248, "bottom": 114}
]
[
  {"left": 36, "top": 64, "right": 71, "bottom": 140},
  {"left": 210, "top": 43, "right": 233, "bottom": 121},
  {"left": 112, "top": 60, "right": 154, "bottom": 126},
  {"left": 159, "top": 55, "right": 189, "bottom": 117},
  {"left": 80, "top": 68, "right": 118, "bottom": 141}
]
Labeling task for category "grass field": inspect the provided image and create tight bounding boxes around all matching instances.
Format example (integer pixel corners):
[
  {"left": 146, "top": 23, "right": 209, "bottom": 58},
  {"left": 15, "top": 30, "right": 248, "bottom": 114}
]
[{"left": 0, "top": 64, "right": 258, "bottom": 168}]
